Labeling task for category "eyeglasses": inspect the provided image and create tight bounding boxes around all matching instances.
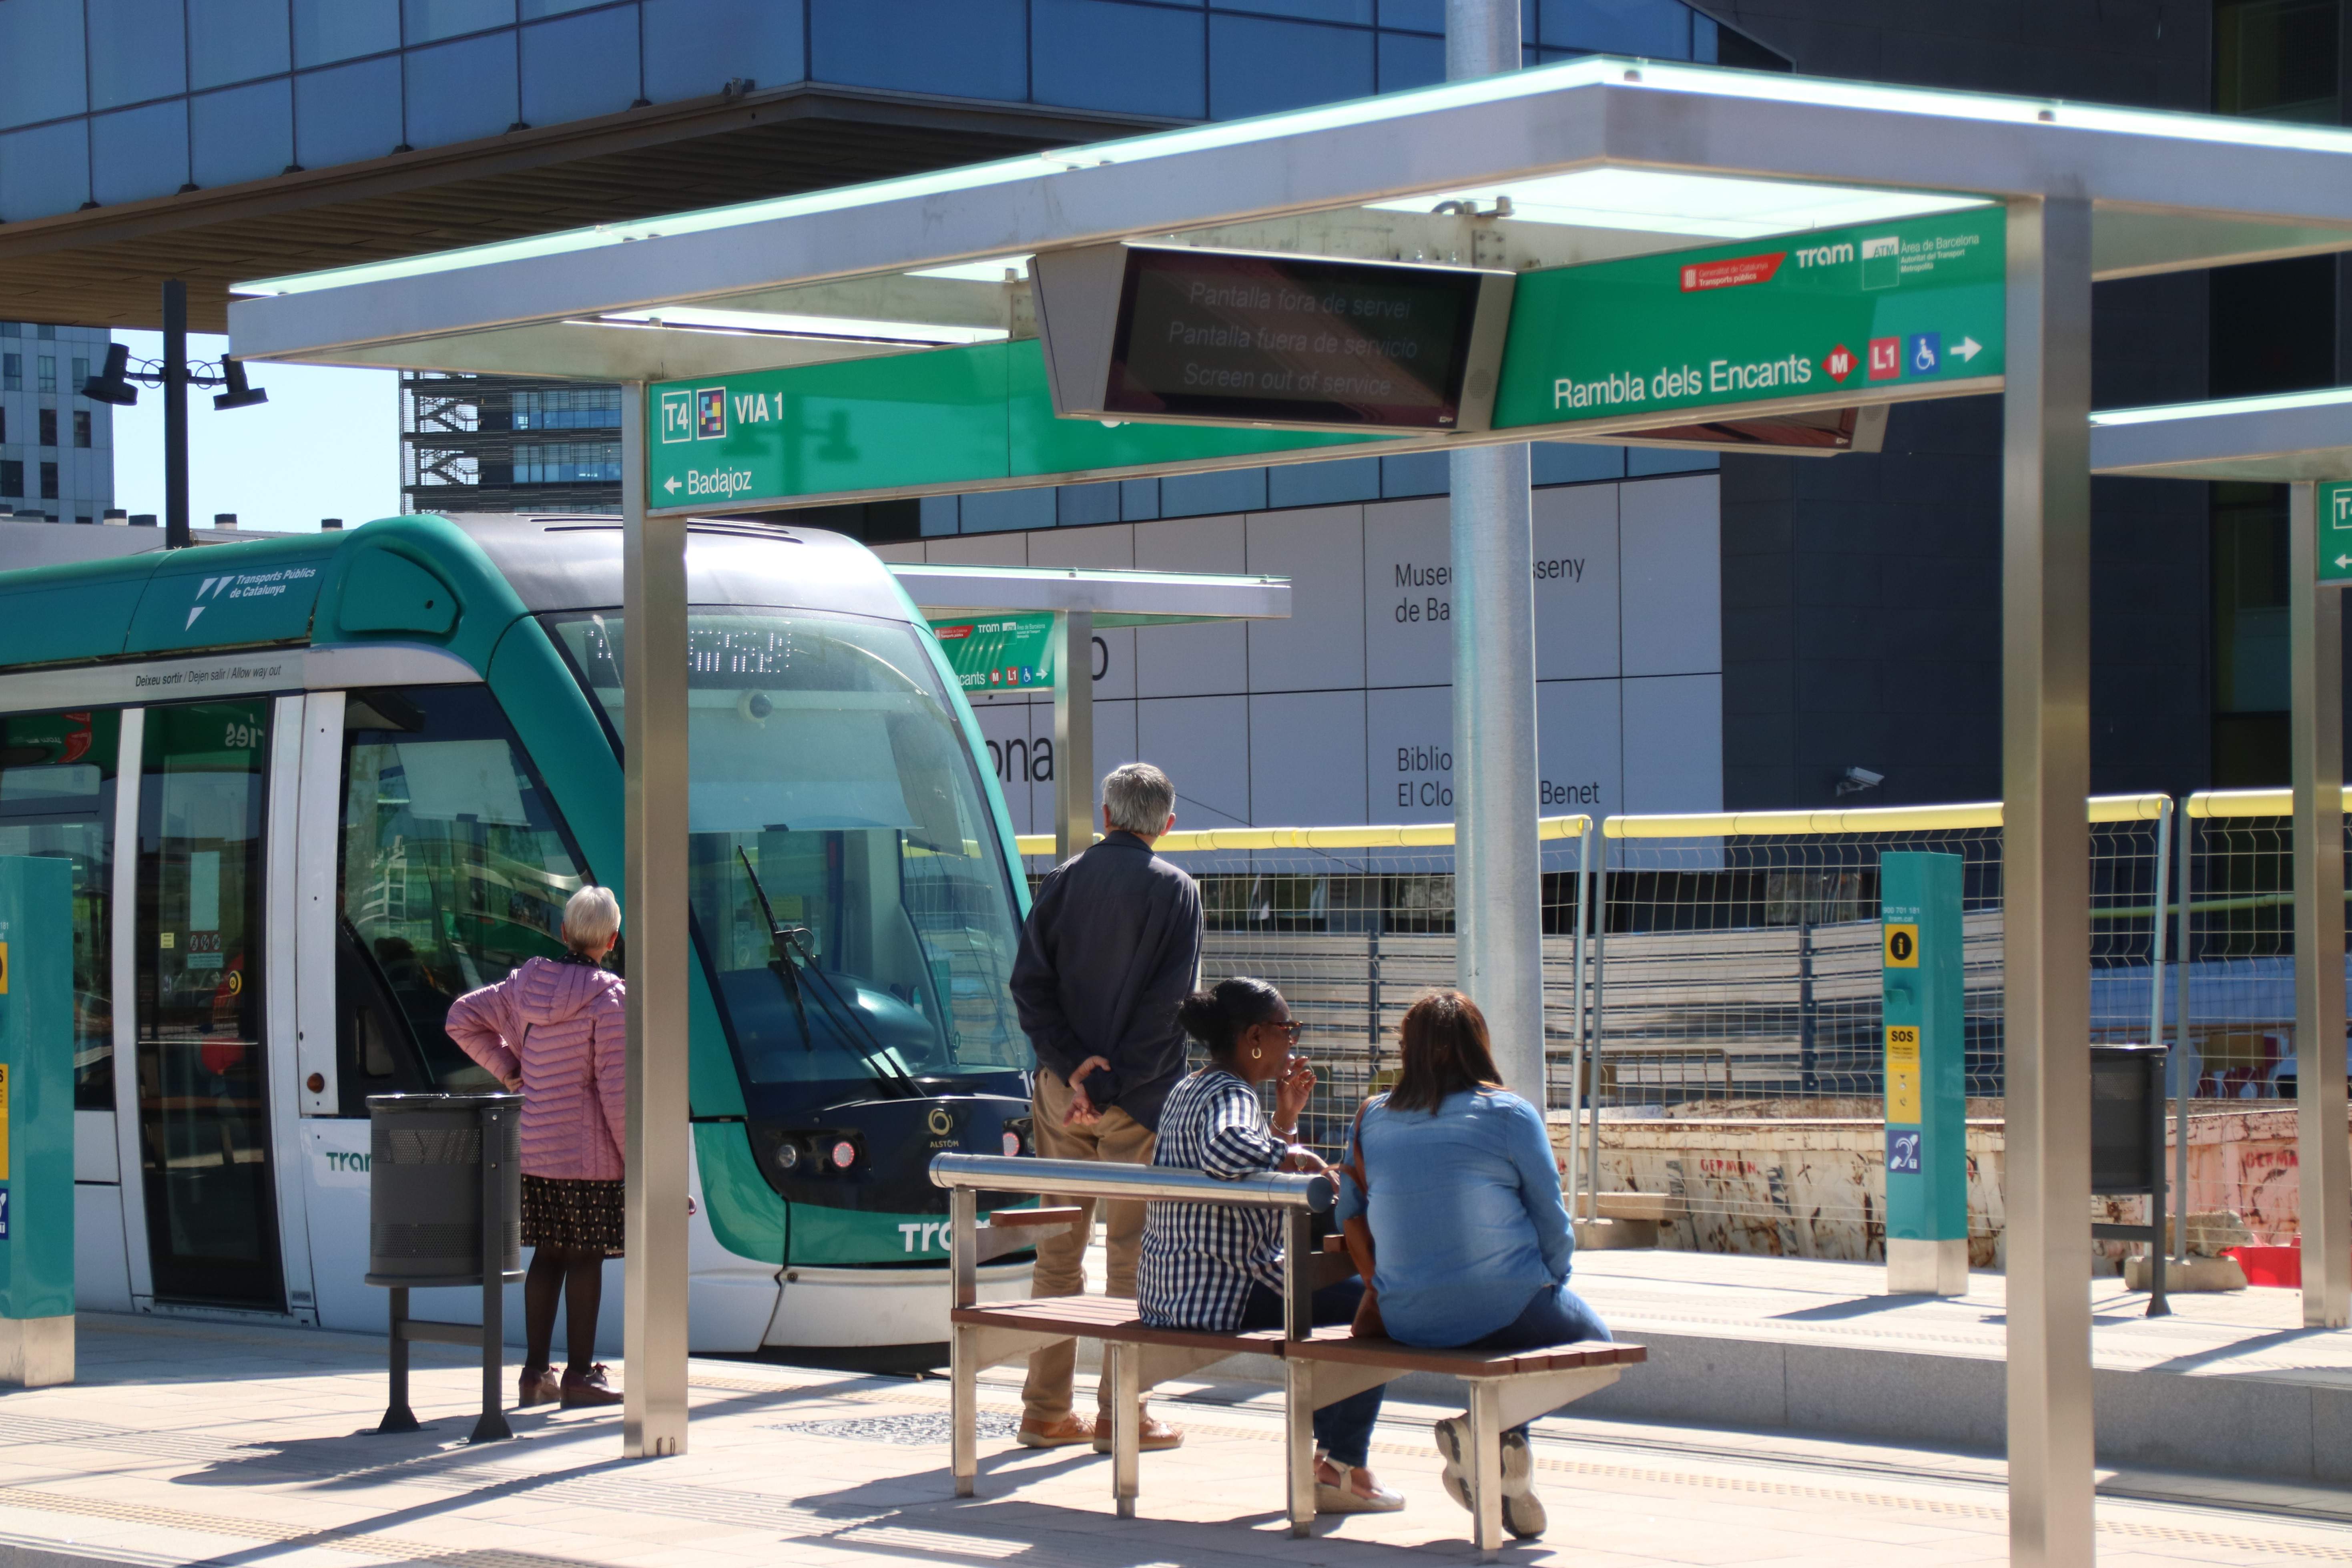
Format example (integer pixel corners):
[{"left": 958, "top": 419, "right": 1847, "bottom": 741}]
[{"left": 1263, "top": 1019, "right": 1304, "bottom": 1044}]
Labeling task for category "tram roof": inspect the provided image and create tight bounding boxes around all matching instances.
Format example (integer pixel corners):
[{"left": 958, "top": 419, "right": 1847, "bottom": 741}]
[{"left": 227, "top": 56, "right": 2352, "bottom": 380}]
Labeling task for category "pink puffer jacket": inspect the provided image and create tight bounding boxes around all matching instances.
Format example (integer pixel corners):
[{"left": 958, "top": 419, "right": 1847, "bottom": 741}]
[{"left": 445, "top": 956, "right": 627, "bottom": 1182}]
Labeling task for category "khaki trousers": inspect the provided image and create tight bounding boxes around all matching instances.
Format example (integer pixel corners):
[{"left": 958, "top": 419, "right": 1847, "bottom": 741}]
[{"left": 1020, "top": 1068, "right": 1156, "bottom": 1423}]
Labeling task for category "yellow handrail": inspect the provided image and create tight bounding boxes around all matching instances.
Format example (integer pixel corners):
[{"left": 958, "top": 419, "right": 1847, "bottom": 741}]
[
  {"left": 1602, "top": 792, "right": 2168, "bottom": 839},
  {"left": 1013, "top": 814, "right": 1594, "bottom": 859},
  {"left": 2185, "top": 786, "right": 2352, "bottom": 819}
]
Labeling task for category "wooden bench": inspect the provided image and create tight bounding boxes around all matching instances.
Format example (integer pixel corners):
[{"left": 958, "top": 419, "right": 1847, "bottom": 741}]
[{"left": 931, "top": 1151, "right": 1646, "bottom": 1558}]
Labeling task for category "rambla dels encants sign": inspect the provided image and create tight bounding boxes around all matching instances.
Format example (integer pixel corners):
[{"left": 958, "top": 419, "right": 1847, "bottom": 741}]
[
  {"left": 641, "top": 210, "right": 2005, "bottom": 511},
  {"left": 1488, "top": 207, "right": 2006, "bottom": 430}
]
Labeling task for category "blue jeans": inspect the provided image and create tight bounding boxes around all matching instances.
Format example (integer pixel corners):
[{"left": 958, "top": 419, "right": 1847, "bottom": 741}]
[
  {"left": 1238, "top": 1276, "right": 1383, "bottom": 1468},
  {"left": 1459, "top": 1282, "right": 1611, "bottom": 1437}
]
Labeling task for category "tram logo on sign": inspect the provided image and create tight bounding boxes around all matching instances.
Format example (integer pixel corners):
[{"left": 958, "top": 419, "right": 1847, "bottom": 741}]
[
  {"left": 658, "top": 389, "right": 694, "bottom": 444},
  {"left": 695, "top": 388, "right": 726, "bottom": 440}
]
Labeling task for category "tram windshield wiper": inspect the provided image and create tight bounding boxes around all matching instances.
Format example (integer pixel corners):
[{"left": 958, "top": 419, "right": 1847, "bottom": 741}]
[{"left": 735, "top": 848, "right": 919, "bottom": 1099}]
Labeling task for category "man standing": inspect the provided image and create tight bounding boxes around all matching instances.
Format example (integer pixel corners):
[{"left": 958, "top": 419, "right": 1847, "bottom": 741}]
[{"left": 1008, "top": 761, "right": 1202, "bottom": 1452}]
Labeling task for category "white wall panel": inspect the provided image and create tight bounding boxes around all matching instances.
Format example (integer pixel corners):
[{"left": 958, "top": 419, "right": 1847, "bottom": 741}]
[
  {"left": 1136, "top": 695, "right": 1253, "bottom": 827},
  {"left": 923, "top": 532, "right": 1029, "bottom": 566},
  {"left": 1246, "top": 506, "right": 1365, "bottom": 693},
  {"left": 970, "top": 700, "right": 1042, "bottom": 835},
  {"left": 1623, "top": 673, "right": 1725, "bottom": 815},
  {"left": 1537, "top": 678, "right": 1623, "bottom": 820},
  {"left": 1620, "top": 474, "right": 1720, "bottom": 677},
  {"left": 1533, "top": 482, "right": 1621, "bottom": 681},
  {"left": 1249, "top": 690, "right": 1367, "bottom": 827},
  {"left": 1030, "top": 525, "right": 1138, "bottom": 701},
  {"left": 1362, "top": 496, "right": 1451, "bottom": 692},
  {"left": 1365, "top": 683, "right": 1455, "bottom": 823},
  {"left": 1134, "top": 513, "right": 1248, "bottom": 698}
]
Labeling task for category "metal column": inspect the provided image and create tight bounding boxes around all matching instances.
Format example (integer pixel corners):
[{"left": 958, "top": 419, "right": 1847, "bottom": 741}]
[
  {"left": 621, "top": 380, "right": 692, "bottom": 1456},
  {"left": 1446, "top": 0, "right": 1544, "bottom": 1100},
  {"left": 2000, "top": 195, "right": 2096, "bottom": 1568},
  {"left": 2174, "top": 813, "right": 2193, "bottom": 1264},
  {"left": 2289, "top": 480, "right": 2352, "bottom": 1329},
  {"left": 1053, "top": 610, "right": 1096, "bottom": 860}
]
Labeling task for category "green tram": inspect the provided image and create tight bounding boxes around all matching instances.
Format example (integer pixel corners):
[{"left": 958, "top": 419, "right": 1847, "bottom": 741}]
[{"left": 2, "top": 513, "right": 1037, "bottom": 1348}]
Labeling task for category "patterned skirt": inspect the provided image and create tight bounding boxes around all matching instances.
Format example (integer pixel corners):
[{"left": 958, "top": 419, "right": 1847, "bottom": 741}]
[{"left": 520, "top": 1174, "right": 626, "bottom": 1257}]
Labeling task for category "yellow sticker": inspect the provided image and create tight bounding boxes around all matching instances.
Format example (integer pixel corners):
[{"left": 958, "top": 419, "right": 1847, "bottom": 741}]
[
  {"left": 1885, "top": 1025, "right": 1921, "bottom": 1122},
  {"left": 0, "top": 939, "right": 9, "bottom": 994},
  {"left": 0, "top": 1062, "right": 14, "bottom": 1181},
  {"left": 1883, "top": 923, "right": 1919, "bottom": 968},
  {"left": 160, "top": 932, "right": 175, "bottom": 950}
]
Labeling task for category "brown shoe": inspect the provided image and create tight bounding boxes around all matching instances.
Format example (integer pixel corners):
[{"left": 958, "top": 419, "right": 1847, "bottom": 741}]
[
  {"left": 517, "top": 1365, "right": 560, "bottom": 1408},
  {"left": 559, "top": 1363, "right": 624, "bottom": 1408},
  {"left": 1016, "top": 1413, "right": 1096, "bottom": 1448},
  {"left": 1092, "top": 1415, "right": 1184, "bottom": 1453}
]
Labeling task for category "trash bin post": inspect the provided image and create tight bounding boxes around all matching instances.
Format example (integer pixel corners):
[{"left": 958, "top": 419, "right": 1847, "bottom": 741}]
[
  {"left": 472, "top": 1100, "right": 515, "bottom": 1445},
  {"left": 378, "top": 1287, "right": 421, "bottom": 1434}
]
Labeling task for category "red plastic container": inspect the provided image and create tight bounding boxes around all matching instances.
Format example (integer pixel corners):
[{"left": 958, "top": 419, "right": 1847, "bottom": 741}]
[{"left": 2224, "top": 1243, "right": 2302, "bottom": 1287}]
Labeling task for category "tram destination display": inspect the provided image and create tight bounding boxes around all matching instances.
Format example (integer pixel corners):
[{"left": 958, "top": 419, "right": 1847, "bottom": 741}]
[{"left": 1033, "top": 244, "right": 1515, "bottom": 434}]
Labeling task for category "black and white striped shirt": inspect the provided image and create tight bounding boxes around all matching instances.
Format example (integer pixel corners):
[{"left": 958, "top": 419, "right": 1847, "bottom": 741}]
[{"left": 1138, "top": 1067, "right": 1287, "bottom": 1331}]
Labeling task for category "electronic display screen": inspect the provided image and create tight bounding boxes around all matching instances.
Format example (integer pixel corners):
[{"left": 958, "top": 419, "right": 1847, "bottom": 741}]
[{"left": 1103, "top": 250, "right": 1485, "bottom": 429}]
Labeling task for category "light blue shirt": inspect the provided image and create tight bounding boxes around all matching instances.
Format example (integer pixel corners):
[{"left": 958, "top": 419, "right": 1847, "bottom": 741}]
[{"left": 1335, "top": 1088, "right": 1572, "bottom": 1346}]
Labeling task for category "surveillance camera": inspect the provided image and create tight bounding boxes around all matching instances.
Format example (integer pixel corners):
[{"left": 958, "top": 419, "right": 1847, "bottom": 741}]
[{"left": 1836, "top": 766, "right": 1884, "bottom": 796}]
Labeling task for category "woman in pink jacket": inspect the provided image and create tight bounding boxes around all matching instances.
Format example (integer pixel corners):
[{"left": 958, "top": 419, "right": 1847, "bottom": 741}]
[{"left": 447, "top": 883, "right": 628, "bottom": 1410}]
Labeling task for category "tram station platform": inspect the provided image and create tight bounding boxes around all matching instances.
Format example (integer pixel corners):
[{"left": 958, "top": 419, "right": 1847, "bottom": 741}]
[{"left": 0, "top": 1309, "right": 2348, "bottom": 1568}]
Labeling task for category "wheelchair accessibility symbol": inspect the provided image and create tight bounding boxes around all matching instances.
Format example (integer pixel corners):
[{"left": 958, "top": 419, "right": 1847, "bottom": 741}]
[{"left": 1906, "top": 332, "right": 1941, "bottom": 375}]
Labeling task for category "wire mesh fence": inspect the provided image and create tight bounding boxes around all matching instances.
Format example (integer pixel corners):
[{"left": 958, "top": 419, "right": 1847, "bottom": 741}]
[{"left": 1009, "top": 789, "right": 2343, "bottom": 1259}]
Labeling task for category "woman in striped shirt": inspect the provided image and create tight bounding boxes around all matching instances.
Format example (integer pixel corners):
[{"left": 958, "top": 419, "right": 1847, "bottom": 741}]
[{"left": 1137, "top": 978, "right": 1402, "bottom": 1515}]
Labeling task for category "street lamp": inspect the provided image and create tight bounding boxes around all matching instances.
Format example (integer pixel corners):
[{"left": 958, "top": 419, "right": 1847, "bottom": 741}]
[{"left": 77, "top": 280, "right": 270, "bottom": 548}]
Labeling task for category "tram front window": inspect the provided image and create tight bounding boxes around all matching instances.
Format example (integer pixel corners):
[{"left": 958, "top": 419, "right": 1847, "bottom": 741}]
[{"left": 544, "top": 608, "right": 1028, "bottom": 1105}]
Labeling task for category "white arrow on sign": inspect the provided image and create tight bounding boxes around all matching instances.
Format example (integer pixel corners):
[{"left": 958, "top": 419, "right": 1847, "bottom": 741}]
[
  {"left": 2335, "top": 554, "right": 2351, "bottom": 570},
  {"left": 664, "top": 476, "right": 681, "bottom": 494},
  {"left": 1951, "top": 337, "right": 1982, "bottom": 363}
]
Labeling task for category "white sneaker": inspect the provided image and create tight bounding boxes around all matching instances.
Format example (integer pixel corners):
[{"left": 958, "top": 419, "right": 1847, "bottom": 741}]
[
  {"left": 1499, "top": 1431, "right": 1546, "bottom": 1539},
  {"left": 1432, "top": 1416, "right": 1471, "bottom": 1511},
  {"left": 1315, "top": 1462, "right": 1405, "bottom": 1514}
]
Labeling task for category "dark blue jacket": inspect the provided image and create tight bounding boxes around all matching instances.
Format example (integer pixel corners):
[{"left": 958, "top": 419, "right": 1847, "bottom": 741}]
[{"left": 1008, "top": 830, "right": 1203, "bottom": 1130}]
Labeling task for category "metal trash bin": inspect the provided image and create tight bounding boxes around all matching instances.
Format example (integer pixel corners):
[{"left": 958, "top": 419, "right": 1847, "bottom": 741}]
[
  {"left": 367, "top": 1093, "right": 522, "bottom": 1286},
  {"left": 2090, "top": 1044, "right": 2168, "bottom": 1315},
  {"left": 364, "top": 1092, "right": 524, "bottom": 1442}
]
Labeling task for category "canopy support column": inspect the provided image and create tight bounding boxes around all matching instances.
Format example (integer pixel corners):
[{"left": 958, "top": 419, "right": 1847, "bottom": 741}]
[
  {"left": 2001, "top": 194, "right": 2095, "bottom": 1568},
  {"left": 2290, "top": 479, "right": 2351, "bottom": 1329},
  {"left": 621, "top": 380, "right": 692, "bottom": 1457},
  {"left": 1054, "top": 610, "right": 1095, "bottom": 859}
]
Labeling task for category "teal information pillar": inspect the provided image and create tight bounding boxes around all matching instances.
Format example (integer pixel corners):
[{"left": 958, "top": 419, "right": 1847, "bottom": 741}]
[
  {"left": 0, "top": 856, "right": 75, "bottom": 1383},
  {"left": 1880, "top": 851, "right": 1969, "bottom": 1296}
]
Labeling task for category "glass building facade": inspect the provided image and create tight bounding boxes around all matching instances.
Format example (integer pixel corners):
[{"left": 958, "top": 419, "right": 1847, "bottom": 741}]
[{"left": 0, "top": 321, "right": 116, "bottom": 523}]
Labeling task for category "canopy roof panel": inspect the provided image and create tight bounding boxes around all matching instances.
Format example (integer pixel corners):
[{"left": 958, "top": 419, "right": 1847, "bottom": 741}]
[
  {"left": 231, "top": 55, "right": 2352, "bottom": 382},
  {"left": 2090, "top": 389, "right": 2352, "bottom": 482}
]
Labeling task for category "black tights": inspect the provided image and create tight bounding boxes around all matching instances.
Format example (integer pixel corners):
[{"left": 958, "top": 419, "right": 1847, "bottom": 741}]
[{"left": 523, "top": 1245, "right": 606, "bottom": 1376}]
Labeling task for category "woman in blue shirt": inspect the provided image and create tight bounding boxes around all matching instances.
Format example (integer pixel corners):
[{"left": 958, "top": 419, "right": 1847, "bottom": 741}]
[
  {"left": 1336, "top": 990, "right": 1610, "bottom": 1541},
  {"left": 1138, "top": 977, "right": 1402, "bottom": 1515}
]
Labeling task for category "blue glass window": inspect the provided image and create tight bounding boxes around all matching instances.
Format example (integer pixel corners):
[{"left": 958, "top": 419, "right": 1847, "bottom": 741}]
[
  {"left": 515, "top": 441, "right": 620, "bottom": 484},
  {"left": 1033, "top": 0, "right": 1205, "bottom": 120},
  {"left": 521, "top": 0, "right": 618, "bottom": 14},
  {"left": 522, "top": 8, "right": 640, "bottom": 125},
  {"left": 1210, "top": 0, "right": 1371, "bottom": 22},
  {"left": 1379, "top": 451, "right": 1447, "bottom": 498},
  {"left": 810, "top": 0, "right": 1025, "bottom": 102},
  {"left": 191, "top": 0, "right": 293, "bottom": 88},
  {"left": 405, "top": 0, "right": 516, "bottom": 42},
  {"left": 1057, "top": 482, "right": 1120, "bottom": 527},
  {"left": 1377, "top": 28, "right": 1442, "bottom": 90},
  {"left": 294, "top": 0, "right": 401, "bottom": 66},
  {"left": 1268, "top": 456, "right": 1378, "bottom": 509},
  {"left": 513, "top": 387, "right": 620, "bottom": 429},
  {"left": 406, "top": 32, "right": 520, "bottom": 146},
  {"left": 0, "top": 121, "right": 91, "bottom": 222},
  {"left": 0, "top": 0, "right": 89, "bottom": 129},
  {"left": 90, "top": 100, "right": 190, "bottom": 205},
  {"left": 918, "top": 496, "right": 959, "bottom": 536},
  {"left": 1539, "top": 0, "right": 1690, "bottom": 56},
  {"left": 1377, "top": 0, "right": 1442, "bottom": 29},
  {"left": 192, "top": 79, "right": 295, "bottom": 187},
  {"left": 0, "top": 462, "right": 18, "bottom": 497},
  {"left": 959, "top": 488, "right": 1055, "bottom": 534},
  {"left": 1530, "top": 442, "right": 1624, "bottom": 484},
  {"left": 1625, "top": 445, "right": 1714, "bottom": 476},
  {"left": 295, "top": 55, "right": 403, "bottom": 165},
  {"left": 642, "top": 0, "right": 803, "bottom": 101},
  {"left": 1208, "top": 14, "right": 1373, "bottom": 117},
  {"left": 90, "top": 0, "right": 188, "bottom": 109},
  {"left": 1691, "top": 12, "right": 1714, "bottom": 60},
  {"left": 1161, "top": 466, "right": 1266, "bottom": 516}
]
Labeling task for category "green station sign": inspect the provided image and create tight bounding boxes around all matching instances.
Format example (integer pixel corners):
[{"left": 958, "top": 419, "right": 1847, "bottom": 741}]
[
  {"left": 1490, "top": 207, "right": 2007, "bottom": 430},
  {"left": 2323, "top": 481, "right": 2352, "bottom": 588},
  {"left": 645, "top": 207, "right": 2008, "bottom": 510},
  {"left": 927, "top": 612, "right": 1058, "bottom": 694}
]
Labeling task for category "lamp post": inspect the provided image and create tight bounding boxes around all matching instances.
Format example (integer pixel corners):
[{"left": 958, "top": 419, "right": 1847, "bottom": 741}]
[{"left": 79, "top": 280, "right": 268, "bottom": 549}]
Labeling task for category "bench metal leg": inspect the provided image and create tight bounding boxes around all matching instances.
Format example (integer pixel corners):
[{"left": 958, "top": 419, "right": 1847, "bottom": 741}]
[
  {"left": 1468, "top": 1379, "right": 1504, "bottom": 1560},
  {"left": 1284, "top": 1359, "right": 1316, "bottom": 1538},
  {"left": 951, "top": 1323, "right": 979, "bottom": 1497},
  {"left": 1110, "top": 1341, "right": 1140, "bottom": 1518}
]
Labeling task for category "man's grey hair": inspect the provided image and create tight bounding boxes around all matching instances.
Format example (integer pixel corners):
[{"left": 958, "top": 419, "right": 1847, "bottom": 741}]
[
  {"left": 1102, "top": 762, "right": 1176, "bottom": 836},
  {"left": 562, "top": 883, "right": 622, "bottom": 953}
]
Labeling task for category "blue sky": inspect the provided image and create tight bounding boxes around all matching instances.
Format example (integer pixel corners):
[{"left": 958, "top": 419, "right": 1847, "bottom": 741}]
[{"left": 111, "top": 331, "right": 401, "bottom": 532}]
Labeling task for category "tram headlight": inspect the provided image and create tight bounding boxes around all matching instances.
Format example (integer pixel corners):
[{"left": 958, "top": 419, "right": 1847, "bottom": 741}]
[
  {"left": 774, "top": 1139, "right": 800, "bottom": 1172},
  {"left": 1002, "top": 1130, "right": 1022, "bottom": 1156},
  {"left": 830, "top": 1139, "right": 858, "bottom": 1171}
]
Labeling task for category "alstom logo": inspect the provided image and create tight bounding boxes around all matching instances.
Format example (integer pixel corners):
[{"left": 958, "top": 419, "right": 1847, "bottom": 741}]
[
  {"left": 1793, "top": 242, "right": 1855, "bottom": 269},
  {"left": 185, "top": 575, "right": 235, "bottom": 629}
]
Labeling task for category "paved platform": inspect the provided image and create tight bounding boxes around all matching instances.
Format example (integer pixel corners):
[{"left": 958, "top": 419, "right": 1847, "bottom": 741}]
[
  {"left": 0, "top": 1311, "right": 2348, "bottom": 1568},
  {"left": 1557, "top": 1250, "right": 2352, "bottom": 1483}
]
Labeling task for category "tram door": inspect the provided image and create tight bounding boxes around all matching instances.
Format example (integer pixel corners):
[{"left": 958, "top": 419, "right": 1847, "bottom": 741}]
[{"left": 134, "top": 700, "right": 284, "bottom": 1311}]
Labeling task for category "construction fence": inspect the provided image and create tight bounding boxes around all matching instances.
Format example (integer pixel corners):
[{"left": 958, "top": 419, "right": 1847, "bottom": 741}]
[{"left": 1016, "top": 785, "right": 2352, "bottom": 1261}]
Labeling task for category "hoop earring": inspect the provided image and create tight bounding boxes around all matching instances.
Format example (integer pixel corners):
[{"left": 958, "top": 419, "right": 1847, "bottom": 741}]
[{"left": 1250, "top": 1046, "right": 1263, "bottom": 1061}]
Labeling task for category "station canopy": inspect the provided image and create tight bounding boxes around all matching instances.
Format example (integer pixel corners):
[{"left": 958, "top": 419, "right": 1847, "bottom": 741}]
[
  {"left": 229, "top": 55, "right": 2352, "bottom": 396},
  {"left": 2091, "top": 387, "right": 2352, "bottom": 482}
]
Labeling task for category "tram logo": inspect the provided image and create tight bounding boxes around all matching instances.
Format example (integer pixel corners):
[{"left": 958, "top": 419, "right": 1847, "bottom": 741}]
[{"left": 184, "top": 574, "right": 235, "bottom": 629}]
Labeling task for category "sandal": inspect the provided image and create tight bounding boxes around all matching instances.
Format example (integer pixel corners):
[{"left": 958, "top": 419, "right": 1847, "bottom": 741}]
[{"left": 1315, "top": 1461, "right": 1405, "bottom": 1515}]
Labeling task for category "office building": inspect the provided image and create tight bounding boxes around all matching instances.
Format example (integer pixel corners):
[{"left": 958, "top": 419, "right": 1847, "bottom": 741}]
[{"left": 0, "top": 320, "right": 115, "bottom": 523}]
